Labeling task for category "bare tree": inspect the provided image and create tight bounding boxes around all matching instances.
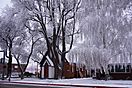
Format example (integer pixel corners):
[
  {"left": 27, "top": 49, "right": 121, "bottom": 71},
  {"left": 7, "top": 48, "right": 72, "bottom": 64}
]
[
  {"left": 12, "top": 29, "right": 42, "bottom": 79},
  {"left": 0, "top": 7, "right": 24, "bottom": 81},
  {"left": 11, "top": 0, "right": 81, "bottom": 79}
]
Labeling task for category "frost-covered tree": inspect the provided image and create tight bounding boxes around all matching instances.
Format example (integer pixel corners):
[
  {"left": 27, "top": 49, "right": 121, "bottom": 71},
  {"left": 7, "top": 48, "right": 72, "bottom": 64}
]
[
  {"left": 11, "top": 0, "right": 81, "bottom": 78},
  {"left": 0, "top": 6, "right": 42, "bottom": 80},
  {"left": 12, "top": 28, "right": 42, "bottom": 79},
  {"left": 68, "top": 0, "right": 132, "bottom": 77},
  {"left": 0, "top": 7, "right": 25, "bottom": 81}
]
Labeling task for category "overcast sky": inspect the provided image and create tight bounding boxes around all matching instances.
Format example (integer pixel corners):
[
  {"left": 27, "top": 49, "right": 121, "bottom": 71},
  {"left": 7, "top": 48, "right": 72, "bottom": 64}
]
[{"left": 0, "top": 0, "right": 12, "bottom": 14}]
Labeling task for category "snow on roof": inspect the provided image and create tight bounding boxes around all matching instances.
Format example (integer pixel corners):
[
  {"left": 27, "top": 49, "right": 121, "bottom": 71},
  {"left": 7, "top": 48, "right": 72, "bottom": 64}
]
[{"left": 43, "top": 56, "right": 54, "bottom": 66}]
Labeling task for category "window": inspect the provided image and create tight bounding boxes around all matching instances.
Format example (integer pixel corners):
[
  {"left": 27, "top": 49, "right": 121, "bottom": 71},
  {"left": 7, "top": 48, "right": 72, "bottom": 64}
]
[
  {"left": 111, "top": 65, "right": 114, "bottom": 72},
  {"left": 109, "top": 64, "right": 131, "bottom": 73},
  {"left": 108, "top": 64, "right": 114, "bottom": 72},
  {"left": 0, "top": 59, "right": 2, "bottom": 63},
  {"left": 115, "top": 64, "right": 125, "bottom": 72},
  {"left": 14, "top": 66, "right": 18, "bottom": 69},
  {"left": 126, "top": 65, "right": 131, "bottom": 72},
  {"left": 71, "top": 64, "right": 74, "bottom": 72}
]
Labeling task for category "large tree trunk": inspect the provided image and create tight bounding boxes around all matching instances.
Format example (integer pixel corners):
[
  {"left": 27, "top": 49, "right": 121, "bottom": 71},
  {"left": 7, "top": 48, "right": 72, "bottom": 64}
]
[
  {"left": 61, "top": 53, "right": 65, "bottom": 78},
  {"left": 7, "top": 48, "right": 12, "bottom": 81}
]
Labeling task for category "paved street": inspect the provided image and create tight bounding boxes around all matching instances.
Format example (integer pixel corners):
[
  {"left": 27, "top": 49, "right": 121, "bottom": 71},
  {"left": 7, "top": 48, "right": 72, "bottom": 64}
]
[
  {"left": 0, "top": 81, "right": 124, "bottom": 88},
  {"left": 0, "top": 84, "right": 59, "bottom": 88},
  {"left": 0, "top": 81, "right": 92, "bottom": 88},
  {"left": 0, "top": 83, "right": 66, "bottom": 88}
]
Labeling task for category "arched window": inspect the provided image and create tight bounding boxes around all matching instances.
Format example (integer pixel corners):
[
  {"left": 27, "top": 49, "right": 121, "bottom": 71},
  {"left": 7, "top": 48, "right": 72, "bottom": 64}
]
[{"left": 109, "top": 64, "right": 131, "bottom": 73}]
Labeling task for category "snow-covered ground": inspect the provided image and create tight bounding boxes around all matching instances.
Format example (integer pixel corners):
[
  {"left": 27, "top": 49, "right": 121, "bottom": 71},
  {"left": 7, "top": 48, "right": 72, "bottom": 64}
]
[{"left": 7, "top": 77, "right": 132, "bottom": 88}]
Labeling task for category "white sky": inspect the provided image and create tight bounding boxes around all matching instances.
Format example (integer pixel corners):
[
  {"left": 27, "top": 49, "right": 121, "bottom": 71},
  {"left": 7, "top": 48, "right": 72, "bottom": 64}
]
[{"left": 0, "top": 0, "right": 12, "bottom": 14}]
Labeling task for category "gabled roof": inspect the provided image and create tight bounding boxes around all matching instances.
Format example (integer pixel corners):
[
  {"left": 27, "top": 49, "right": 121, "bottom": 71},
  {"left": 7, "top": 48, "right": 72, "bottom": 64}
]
[
  {"left": 40, "top": 51, "right": 48, "bottom": 67},
  {"left": 40, "top": 55, "right": 47, "bottom": 67},
  {"left": 40, "top": 51, "right": 54, "bottom": 67},
  {"left": 40, "top": 51, "right": 70, "bottom": 67},
  {"left": 43, "top": 56, "right": 54, "bottom": 67}
]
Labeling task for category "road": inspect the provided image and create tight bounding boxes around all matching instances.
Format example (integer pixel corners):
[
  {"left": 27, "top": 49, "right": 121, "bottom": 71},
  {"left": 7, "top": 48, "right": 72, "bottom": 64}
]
[
  {"left": 0, "top": 81, "right": 92, "bottom": 88},
  {"left": 0, "top": 81, "right": 126, "bottom": 88},
  {"left": 0, "top": 83, "right": 65, "bottom": 88}
]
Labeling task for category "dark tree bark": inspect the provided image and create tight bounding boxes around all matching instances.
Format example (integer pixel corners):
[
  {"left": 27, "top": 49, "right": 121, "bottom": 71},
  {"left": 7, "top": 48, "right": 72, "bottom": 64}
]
[{"left": 7, "top": 43, "right": 12, "bottom": 81}]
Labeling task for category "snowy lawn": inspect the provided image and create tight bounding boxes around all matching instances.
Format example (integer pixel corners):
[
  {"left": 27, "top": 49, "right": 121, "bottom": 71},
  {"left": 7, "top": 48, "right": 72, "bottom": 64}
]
[{"left": 6, "top": 77, "right": 132, "bottom": 88}]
